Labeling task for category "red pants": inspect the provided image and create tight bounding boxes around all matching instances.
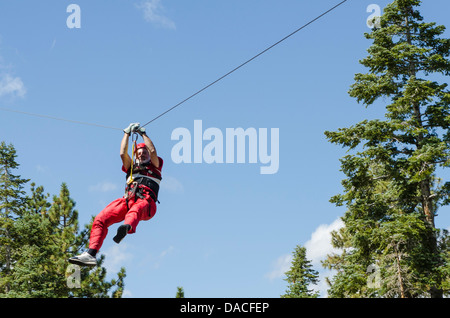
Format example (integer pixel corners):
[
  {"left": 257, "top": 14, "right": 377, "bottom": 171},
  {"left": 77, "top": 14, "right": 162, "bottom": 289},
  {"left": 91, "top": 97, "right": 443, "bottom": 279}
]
[{"left": 89, "top": 191, "right": 157, "bottom": 251}]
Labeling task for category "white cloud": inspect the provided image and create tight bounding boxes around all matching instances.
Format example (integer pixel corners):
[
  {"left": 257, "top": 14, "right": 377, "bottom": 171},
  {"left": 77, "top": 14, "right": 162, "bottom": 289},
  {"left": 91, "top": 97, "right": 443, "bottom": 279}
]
[
  {"left": 137, "top": 245, "right": 175, "bottom": 270},
  {"left": 265, "top": 218, "right": 344, "bottom": 297},
  {"left": 89, "top": 181, "right": 119, "bottom": 193},
  {"left": 304, "top": 218, "right": 344, "bottom": 266},
  {"left": 0, "top": 73, "right": 26, "bottom": 98},
  {"left": 50, "top": 38, "right": 56, "bottom": 51},
  {"left": 136, "top": 0, "right": 176, "bottom": 29},
  {"left": 313, "top": 269, "right": 336, "bottom": 298},
  {"left": 265, "top": 253, "right": 292, "bottom": 281},
  {"left": 304, "top": 218, "right": 344, "bottom": 297},
  {"left": 102, "top": 243, "right": 133, "bottom": 273},
  {"left": 160, "top": 175, "right": 184, "bottom": 193},
  {"left": 36, "top": 164, "right": 48, "bottom": 173},
  {"left": 153, "top": 245, "right": 174, "bottom": 269},
  {"left": 122, "top": 289, "right": 133, "bottom": 298},
  {"left": 90, "top": 176, "right": 182, "bottom": 194}
]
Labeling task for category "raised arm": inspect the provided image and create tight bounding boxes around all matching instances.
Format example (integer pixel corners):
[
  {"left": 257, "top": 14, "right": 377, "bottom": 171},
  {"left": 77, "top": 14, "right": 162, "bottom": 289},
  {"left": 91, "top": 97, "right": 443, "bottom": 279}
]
[
  {"left": 120, "top": 132, "right": 132, "bottom": 170},
  {"left": 121, "top": 123, "right": 140, "bottom": 170},
  {"left": 142, "top": 132, "right": 160, "bottom": 168}
]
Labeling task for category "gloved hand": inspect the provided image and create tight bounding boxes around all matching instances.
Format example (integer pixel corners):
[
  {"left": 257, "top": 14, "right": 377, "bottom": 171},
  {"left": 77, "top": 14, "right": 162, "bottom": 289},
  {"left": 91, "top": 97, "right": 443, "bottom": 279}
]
[
  {"left": 137, "top": 126, "right": 146, "bottom": 136},
  {"left": 123, "top": 123, "right": 140, "bottom": 134}
]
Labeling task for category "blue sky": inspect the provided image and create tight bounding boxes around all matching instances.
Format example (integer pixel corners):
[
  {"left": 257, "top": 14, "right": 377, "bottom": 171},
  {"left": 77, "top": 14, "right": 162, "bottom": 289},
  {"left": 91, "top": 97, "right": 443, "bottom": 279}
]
[{"left": 0, "top": 0, "right": 449, "bottom": 298}]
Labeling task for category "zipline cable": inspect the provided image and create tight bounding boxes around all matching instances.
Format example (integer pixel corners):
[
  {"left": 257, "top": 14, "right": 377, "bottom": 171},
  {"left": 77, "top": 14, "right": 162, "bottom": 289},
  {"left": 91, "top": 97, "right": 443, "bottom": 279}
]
[
  {"left": 140, "top": 0, "right": 348, "bottom": 128},
  {"left": 0, "top": 106, "right": 122, "bottom": 131},
  {"left": 0, "top": 0, "right": 348, "bottom": 131}
]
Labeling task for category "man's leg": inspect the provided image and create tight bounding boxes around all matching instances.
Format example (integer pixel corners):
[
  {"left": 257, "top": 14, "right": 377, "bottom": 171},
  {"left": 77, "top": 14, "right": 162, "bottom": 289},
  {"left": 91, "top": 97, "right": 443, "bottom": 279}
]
[
  {"left": 89, "top": 198, "right": 128, "bottom": 251},
  {"left": 69, "top": 198, "right": 128, "bottom": 266},
  {"left": 113, "top": 224, "right": 132, "bottom": 243},
  {"left": 113, "top": 197, "right": 152, "bottom": 244}
]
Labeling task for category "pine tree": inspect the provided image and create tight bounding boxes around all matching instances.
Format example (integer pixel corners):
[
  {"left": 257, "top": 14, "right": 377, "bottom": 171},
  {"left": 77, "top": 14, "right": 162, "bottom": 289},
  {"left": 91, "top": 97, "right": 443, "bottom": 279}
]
[
  {"left": 48, "top": 182, "right": 80, "bottom": 296},
  {"left": 7, "top": 200, "right": 55, "bottom": 297},
  {"left": 176, "top": 286, "right": 185, "bottom": 298},
  {"left": 111, "top": 268, "right": 126, "bottom": 298},
  {"left": 47, "top": 185, "right": 126, "bottom": 298},
  {"left": 324, "top": 0, "right": 450, "bottom": 298},
  {"left": 281, "top": 245, "right": 319, "bottom": 298},
  {"left": 0, "top": 142, "right": 29, "bottom": 294}
]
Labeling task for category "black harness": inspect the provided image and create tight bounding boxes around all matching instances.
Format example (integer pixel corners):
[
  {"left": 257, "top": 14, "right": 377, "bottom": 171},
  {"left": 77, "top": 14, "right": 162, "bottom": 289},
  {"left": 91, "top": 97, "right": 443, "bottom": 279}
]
[{"left": 125, "top": 162, "right": 162, "bottom": 203}]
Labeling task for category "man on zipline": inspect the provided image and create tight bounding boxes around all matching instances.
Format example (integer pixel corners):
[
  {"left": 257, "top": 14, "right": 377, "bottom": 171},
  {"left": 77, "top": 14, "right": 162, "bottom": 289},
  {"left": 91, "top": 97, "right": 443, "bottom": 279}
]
[{"left": 69, "top": 123, "right": 163, "bottom": 266}]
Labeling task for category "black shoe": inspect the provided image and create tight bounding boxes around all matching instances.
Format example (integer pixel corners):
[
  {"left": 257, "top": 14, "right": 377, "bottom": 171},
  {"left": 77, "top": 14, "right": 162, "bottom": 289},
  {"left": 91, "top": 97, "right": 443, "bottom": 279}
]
[{"left": 113, "top": 224, "right": 131, "bottom": 244}]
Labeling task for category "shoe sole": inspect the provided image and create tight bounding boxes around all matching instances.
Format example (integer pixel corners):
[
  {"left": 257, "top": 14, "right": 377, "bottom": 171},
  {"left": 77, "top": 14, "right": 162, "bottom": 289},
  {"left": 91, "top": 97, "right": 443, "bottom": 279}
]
[
  {"left": 68, "top": 258, "right": 97, "bottom": 267},
  {"left": 113, "top": 225, "right": 129, "bottom": 244}
]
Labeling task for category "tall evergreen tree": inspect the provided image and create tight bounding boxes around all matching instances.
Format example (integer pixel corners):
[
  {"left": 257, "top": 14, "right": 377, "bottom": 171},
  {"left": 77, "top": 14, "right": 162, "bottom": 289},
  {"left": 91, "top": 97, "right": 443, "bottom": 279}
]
[
  {"left": 281, "top": 245, "right": 319, "bottom": 298},
  {"left": 0, "top": 142, "right": 29, "bottom": 294},
  {"left": 47, "top": 182, "right": 80, "bottom": 296},
  {"left": 46, "top": 184, "right": 126, "bottom": 298},
  {"left": 324, "top": 0, "right": 450, "bottom": 297},
  {"left": 8, "top": 199, "right": 55, "bottom": 297},
  {"left": 26, "top": 182, "right": 51, "bottom": 215}
]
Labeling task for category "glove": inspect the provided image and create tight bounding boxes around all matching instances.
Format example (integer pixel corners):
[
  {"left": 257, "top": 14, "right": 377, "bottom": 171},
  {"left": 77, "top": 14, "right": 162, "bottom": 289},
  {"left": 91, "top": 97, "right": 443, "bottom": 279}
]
[
  {"left": 123, "top": 123, "right": 140, "bottom": 134},
  {"left": 137, "top": 126, "right": 146, "bottom": 136}
]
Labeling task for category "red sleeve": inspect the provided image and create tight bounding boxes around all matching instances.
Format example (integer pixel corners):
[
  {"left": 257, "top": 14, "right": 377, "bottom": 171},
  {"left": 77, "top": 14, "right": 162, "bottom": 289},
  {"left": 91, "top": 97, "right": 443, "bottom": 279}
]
[{"left": 157, "top": 157, "right": 164, "bottom": 171}]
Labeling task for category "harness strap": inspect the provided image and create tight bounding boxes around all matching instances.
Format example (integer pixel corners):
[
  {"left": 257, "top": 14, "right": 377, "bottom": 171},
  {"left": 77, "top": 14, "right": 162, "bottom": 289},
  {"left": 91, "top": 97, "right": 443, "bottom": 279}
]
[
  {"left": 127, "top": 133, "right": 138, "bottom": 185},
  {"left": 124, "top": 180, "right": 159, "bottom": 204}
]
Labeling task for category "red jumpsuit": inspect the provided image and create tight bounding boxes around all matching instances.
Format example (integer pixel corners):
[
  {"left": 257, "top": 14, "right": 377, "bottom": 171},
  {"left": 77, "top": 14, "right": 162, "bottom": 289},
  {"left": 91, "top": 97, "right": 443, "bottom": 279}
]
[{"left": 89, "top": 157, "right": 163, "bottom": 251}]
